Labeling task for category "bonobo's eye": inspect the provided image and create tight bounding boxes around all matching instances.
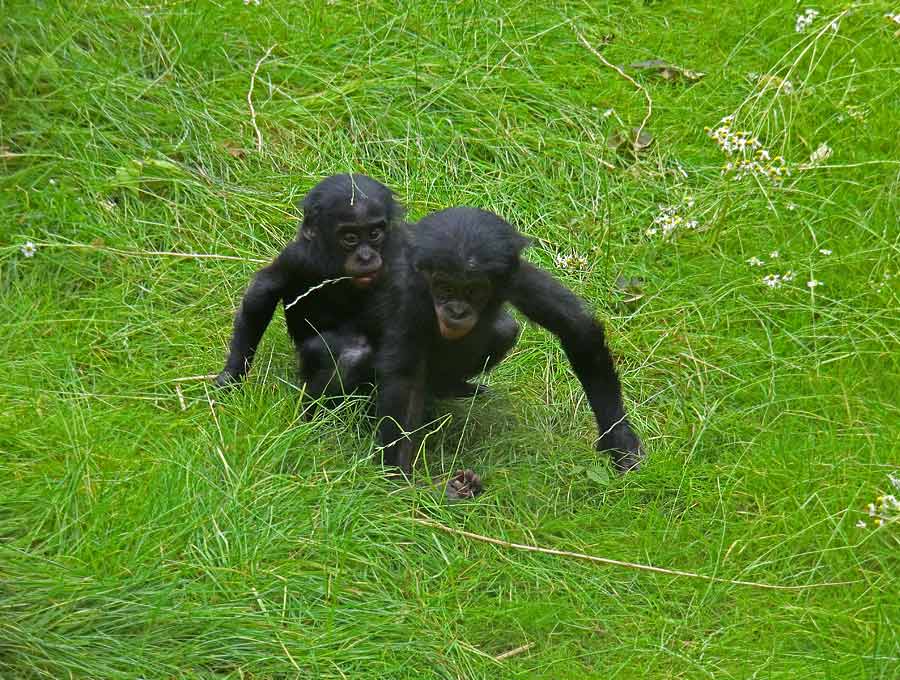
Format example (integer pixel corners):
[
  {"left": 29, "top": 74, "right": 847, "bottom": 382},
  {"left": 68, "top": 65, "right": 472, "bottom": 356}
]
[
  {"left": 431, "top": 277, "right": 454, "bottom": 300},
  {"left": 466, "top": 281, "right": 491, "bottom": 306},
  {"left": 369, "top": 227, "right": 385, "bottom": 243},
  {"left": 340, "top": 233, "right": 359, "bottom": 249}
]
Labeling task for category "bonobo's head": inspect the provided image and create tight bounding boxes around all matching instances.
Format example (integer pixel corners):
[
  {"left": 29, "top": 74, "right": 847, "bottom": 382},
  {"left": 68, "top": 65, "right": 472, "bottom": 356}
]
[
  {"left": 413, "top": 207, "right": 529, "bottom": 340},
  {"left": 299, "top": 173, "right": 402, "bottom": 288}
]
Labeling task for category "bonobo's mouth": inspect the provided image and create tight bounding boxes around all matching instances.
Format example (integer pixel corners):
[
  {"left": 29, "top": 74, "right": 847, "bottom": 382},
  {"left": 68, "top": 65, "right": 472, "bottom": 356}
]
[
  {"left": 437, "top": 315, "right": 475, "bottom": 341},
  {"left": 350, "top": 271, "right": 379, "bottom": 288}
]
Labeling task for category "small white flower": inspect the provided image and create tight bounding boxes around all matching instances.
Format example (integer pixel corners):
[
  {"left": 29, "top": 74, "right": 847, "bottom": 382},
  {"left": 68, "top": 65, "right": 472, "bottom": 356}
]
[
  {"left": 806, "top": 279, "right": 821, "bottom": 288},
  {"left": 819, "top": 248, "right": 832, "bottom": 256},
  {"left": 20, "top": 241, "right": 37, "bottom": 258},
  {"left": 770, "top": 250, "right": 780, "bottom": 259},
  {"left": 762, "top": 274, "right": 782, "bottom": 288},
  {"left": 685, "top": 195, "right": 696, "bottom": 209},
  {"left": 809, "top": 142, "right": 833, "bottom": 165},
  {"left": 49, "top": 178, "right": 57, "bottom": 185},
  {"left": 747, "top": 256, "right": 765, "bottom": 267},
  {"left": 243, "top": 0, "right": 261, "bottom": 5},
  {"left": 855, "top": 520, "right": 867, "bottom": 529},
  {"left": 685, "top": 220, "right": 698, "bottom": 230},
  {"left": 645, "top": 227, "right": 658, "bottom": 237},
  {"left": 868, "top": 502, "right": 876, "bottom": 516},
  {"left": 889, "top": 473, "right": 900, "bottom": 491},
  {"left": 782, "top": 270, "right": 796, "bottom": 282},
  {"left": 555, "top": 252, "right": 589, "bottom": 270},
  {"left": 886, "top": 13, "right": 900, "bottom": 25},
  {"left": 602, "top": 108, "right": 614, "bottom": 118},
  {"left": 787, "top": 202, "right": 796, "bottom": 211}
]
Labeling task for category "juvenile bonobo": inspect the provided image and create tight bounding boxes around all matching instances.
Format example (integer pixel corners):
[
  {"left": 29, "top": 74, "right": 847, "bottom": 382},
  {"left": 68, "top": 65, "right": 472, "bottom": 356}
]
[
  {"left": 216, "top": 174, "right": 402, "bottom": 397},
  {"left": 374, "top": 207, "right": 644, "bottom": 477}
]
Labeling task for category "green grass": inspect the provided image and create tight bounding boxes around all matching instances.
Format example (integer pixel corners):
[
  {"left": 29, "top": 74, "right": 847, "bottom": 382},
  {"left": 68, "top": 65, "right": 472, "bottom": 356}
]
[{"left": 2, "top": 0, "right": 899, "bottom": 677}]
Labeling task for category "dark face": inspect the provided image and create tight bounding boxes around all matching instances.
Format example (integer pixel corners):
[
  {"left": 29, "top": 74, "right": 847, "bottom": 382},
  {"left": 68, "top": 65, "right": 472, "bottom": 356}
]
[
  {"left": 300, "top": 174, "right": 400, "bottom": 288},
  {"left": 425, "top": 271, "right": 493, "bottom": 340},
  {"left": 336, "top": 219, "right": 387, "bottom": 288}
]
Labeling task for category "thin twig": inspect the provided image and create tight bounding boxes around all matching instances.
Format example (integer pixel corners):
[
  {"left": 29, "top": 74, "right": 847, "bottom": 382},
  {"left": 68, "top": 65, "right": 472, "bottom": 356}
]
[
  {"left": 170, "top": 374, "right": 220, "bottom": 383},
  {"left": 248, "top": 44, "right": 277, "bottom": 153},
  {"left": 284, "top": 276, "right": 351, "bottom": 310},
  {"left": 33, "top": 242, "right": 267, "bottom": 264},
  {"left": 570, "top": 23, "right": 653, "bottom": 139},
  {"left": 494, "top": 643, "right": 534, "bottom": 662},
  {"left": 175, "top": 384, "right": 187, "bottom": 411},
  {"left": 414, "top": 518, "right": 858, "bottom": 591}
]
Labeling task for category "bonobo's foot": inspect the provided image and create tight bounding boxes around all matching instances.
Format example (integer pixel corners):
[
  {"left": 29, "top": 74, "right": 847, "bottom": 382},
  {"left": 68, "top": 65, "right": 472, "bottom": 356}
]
[
  {"left": 445, "top": 469, "right": 483, "bottom": 500},
  {"left": 598, "top": 420, "right": 645, "bottom": 474},
  {"left": 214, "top": 369, "right": 242, "bottom": 388},
  {"left": 433, "top": 381, "right": 488, "bottom": 399}
]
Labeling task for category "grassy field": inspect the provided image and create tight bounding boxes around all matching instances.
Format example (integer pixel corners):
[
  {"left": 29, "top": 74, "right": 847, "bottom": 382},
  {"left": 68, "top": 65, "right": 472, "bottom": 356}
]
[{"left": 2, "top": 1, "right": 899, "bottom": 677}]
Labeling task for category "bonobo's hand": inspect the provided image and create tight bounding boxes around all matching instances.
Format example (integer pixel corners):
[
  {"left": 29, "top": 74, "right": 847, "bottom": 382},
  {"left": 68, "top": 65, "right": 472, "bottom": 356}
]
[
  {"left": 445, "top": 469, "right": 483, "bottom": 500},
  {"left": 214, "top": 369, "right": 242, "bottom": 388},
  {"left": 597, "top": 420, "right": 645, "bottom": 473}
]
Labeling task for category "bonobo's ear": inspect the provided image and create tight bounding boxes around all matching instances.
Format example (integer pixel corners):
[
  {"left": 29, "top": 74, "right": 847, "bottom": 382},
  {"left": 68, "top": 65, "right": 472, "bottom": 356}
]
[
  {"left": 300, "top": 220, "right": 316, "bottom": 241},
  {"left": 390, "top": 198, "right": 408, "bottom": 225},
  {"left": 299, "top": 206, "right": 317, "bottom": 241}
]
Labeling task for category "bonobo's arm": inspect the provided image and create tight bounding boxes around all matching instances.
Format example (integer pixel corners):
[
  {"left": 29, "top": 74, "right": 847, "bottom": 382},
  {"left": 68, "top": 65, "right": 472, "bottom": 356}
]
[
  {"left": 216, "top": 248, "right": 298, "bottom": 386},
  {"left": 508, "top": 262, "right": 644, "bottom": 471},
  {"left": 373, "top": 329, "right": 427, "bottom": 477}
]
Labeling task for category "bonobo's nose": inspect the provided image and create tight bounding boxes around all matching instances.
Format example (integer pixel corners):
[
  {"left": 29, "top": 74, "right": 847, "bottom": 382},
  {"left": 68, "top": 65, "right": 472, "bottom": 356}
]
[
  {"left": 446, "top": 301, "right": 467, "bottom": 320},
  {"left": 357, "top": 247, "right": 374, "bottom": 264}
]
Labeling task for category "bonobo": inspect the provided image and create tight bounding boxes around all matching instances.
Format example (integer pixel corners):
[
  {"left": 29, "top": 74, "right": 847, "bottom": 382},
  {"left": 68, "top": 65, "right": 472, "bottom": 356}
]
[
  {"left": 374, "top": 207, "right": 644, "bottom": 476},
  {"left": 215, "top": 174, "right": 402, "bottom": 397}
]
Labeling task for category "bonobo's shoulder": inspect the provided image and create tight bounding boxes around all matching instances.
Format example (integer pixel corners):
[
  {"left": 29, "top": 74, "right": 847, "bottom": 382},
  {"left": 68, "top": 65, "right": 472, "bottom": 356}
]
[{"left": 273, "top": 240, "right": 321, "bottom": 279}]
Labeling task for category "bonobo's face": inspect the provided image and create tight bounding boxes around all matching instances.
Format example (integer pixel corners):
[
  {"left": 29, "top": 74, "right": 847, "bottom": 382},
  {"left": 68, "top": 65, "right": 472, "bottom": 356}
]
[
  {"left": 301, "top": 174, "right": 400, "bottom": 288},
  {"left": 335, "top": 218, "right": 387, "bottom": 288},
  {"left": 425, "top": 271, "right": 493, "bottom": 340}
]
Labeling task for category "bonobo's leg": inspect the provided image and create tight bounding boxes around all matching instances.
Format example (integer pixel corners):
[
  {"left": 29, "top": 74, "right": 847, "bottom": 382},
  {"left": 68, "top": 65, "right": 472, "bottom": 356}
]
[
  {"left": 300, "top": 331, "right": 374, "bottom": 399},
  {"left": 375, "top": 344, "right": 427, "bottom": 477},
  {"left": 430, "top": 312, "right": 520, "bottom": 398}
]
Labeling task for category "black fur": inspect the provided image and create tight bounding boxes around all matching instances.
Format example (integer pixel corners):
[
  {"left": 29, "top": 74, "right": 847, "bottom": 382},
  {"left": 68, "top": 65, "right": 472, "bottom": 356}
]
[
  {"left": 372, "top": 207, "right": 644, "bottom": 475},
  {"left": 215, "top": 174, "right": 401, "bottom": 396}
]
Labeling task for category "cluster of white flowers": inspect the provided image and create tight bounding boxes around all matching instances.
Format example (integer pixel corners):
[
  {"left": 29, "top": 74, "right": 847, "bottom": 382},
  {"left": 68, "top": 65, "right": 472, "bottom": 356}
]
[
  {"left": 872, "top": 271, "right": 893, "bottom": 292},
  {"left": 20, "top": 241, "right": 36, "bottom": 258},
  {"left": 886, "top": 13, "right": 900, "bottom": 25},
  {"left": 645, "top": 204, "right": 698, "bottom": 239},
  {"left": 858, "top": 486, "right": 900, "bottom": 528},
  {"left": 806, "top": 279, "right": 822, "bottom": 288},
  {"left": 819, "top": 248, "right": 832, "bottom": 256},
  {"left": 842, "top": 104, "right": 868, "bottom": 123},
  {"left": 808, "top": 142, "right": 832, "bottom": 166},
  {"left": 761, "top": 271, "right": 796, "bottom": 289},
  {"left": 554, "top": 252, "right": 589, "bottom": 270},
  {"left": 795, "top": 8, "right": 820, "bottom": 32},
  {"left": 747, "top": 256, "right": 765, "bottom": 267},
  {"left": 706, "top": 116, "right": 789, "bottom": 182}
]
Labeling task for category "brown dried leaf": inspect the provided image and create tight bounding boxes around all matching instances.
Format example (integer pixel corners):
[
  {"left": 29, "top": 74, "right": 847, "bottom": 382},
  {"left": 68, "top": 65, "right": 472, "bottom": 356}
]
[
  {"left": 223, "top": 141, "right": 247, "bottom": 159},
  {"left": 629, "top": 59, "right": 705, "bottom": 83},
  {"left": 632, "top": 127, "right": 654, "bottom": 150}
]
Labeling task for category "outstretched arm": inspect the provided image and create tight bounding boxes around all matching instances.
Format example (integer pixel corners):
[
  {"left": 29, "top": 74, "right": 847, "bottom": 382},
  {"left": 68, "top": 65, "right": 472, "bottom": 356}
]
[
  {"left": 508, "top": 262, "right": 644, "bottom": 471},
  {"left": 216, "top": 258, "right": 289, "bottom": 386}
]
